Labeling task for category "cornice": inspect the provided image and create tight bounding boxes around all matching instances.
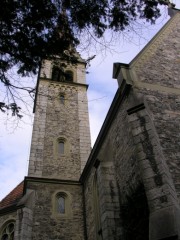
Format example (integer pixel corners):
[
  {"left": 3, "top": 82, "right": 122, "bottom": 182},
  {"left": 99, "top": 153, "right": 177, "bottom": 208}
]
[
  {"left": 41, "top": 78, "right": 88, "bottom": 89},
  {"left": 24, "top": 176, "right": 81, "bottom": 192},
  {"left": 0, "top": 204, "right": 24, "bottom": 216}
]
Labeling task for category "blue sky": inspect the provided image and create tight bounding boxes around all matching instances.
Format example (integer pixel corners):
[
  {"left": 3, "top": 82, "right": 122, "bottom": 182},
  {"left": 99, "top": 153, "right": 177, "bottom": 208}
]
[{"left": 0, "top": 2, "right": 179, "bottom": 200}]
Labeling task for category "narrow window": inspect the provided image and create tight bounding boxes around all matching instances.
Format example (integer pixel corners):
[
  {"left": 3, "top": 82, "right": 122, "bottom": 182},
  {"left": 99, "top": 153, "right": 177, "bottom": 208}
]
[
  {"left": 65, "top": 70, "right": 73, "bottom": 82},
  {"left": 57, "top": 196, "right": 65, "bottom": 214},
  {"left": 58, "top": 141, "right": 64, "bottom": 155},
  {"left": 52, "top": 67, "right": 64, "bottom": 82},
  {"left": 60, "top": 94, "right": 65, "bottom": 104},
  {"left": 53, "top": 192, "right": 72, "bottom": 217},
  {"left": 52, "top": 67, "right": 59, "bottom": 81}
]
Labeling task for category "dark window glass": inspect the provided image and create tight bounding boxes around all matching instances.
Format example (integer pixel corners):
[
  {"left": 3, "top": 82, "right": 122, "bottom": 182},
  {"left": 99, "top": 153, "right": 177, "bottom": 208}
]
[
  {"left": 59, "top": 73, "right": 65, "bottom": 82},
  {"left": 2, "top": 234, "right": 8, "bottom": 240},
  {"left": 1, "top": 222, "right": 15, "bottom": 240},
  {"left": 8, "top": 223, "right": 14, "bottom": 233},
  {"left": 65, "top": 71, "right": 73, "bottom": 82},
  {"left": 52, "top": 68, "right": 59, "bottom": 81}
]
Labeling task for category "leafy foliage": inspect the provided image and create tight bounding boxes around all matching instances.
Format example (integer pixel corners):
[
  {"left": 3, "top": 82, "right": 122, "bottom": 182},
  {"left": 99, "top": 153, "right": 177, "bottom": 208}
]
[{"left": 0, "top": 0, "right": 172, "bottom": 116}]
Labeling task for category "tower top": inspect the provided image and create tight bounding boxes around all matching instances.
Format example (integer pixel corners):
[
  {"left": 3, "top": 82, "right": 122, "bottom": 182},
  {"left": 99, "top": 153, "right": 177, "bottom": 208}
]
[
  {"left": 29, "top": 52, "right": 91, "bottom": 179},
  {"left": 33, "top": 51, "right": 87, "bottom": 113}
]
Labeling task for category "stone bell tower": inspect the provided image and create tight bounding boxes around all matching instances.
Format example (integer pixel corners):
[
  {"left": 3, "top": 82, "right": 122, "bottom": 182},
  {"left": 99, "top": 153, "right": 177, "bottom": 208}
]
[{"left": 28, "top": 52, "right": 91, "bottom": 180}]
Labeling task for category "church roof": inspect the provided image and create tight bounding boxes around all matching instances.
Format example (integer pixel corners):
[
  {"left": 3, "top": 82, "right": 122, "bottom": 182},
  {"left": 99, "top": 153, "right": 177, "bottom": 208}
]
[{"left": 0, "top": 181, "right": 24, "bottom": 210}]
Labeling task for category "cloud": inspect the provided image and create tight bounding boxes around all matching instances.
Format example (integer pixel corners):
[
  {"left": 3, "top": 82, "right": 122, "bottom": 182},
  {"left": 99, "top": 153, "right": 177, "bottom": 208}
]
[{"left": 0, "top": 119, "right": 32, "bottom": 200}]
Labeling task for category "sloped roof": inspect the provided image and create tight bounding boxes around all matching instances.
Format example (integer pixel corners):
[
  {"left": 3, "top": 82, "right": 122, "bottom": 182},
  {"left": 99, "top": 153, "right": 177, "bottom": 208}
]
[{"left": 0, "top": 181, "right": 24, "bottom": 210}]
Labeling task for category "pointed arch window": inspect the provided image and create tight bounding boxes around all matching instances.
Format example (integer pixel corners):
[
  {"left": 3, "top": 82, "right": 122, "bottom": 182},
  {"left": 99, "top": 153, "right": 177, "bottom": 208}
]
[{"left": 0, "top": 221, "right": 15, "bottom": 240}]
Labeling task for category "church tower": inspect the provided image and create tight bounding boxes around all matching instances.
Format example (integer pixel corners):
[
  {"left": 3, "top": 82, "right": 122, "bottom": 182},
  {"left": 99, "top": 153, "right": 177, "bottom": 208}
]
[
  {"left": 0, "top": 52, "right": 92, "bottom": 240},
  {"left": 19, "top": 53, "right": 92, "bottom": 239},
  {"left": 28, "top": 52, "right": 91, "bottom": 180}
]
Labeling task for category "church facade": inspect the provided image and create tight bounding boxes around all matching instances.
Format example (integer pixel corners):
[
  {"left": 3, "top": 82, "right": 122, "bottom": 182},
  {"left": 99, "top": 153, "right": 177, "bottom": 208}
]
[{"left": 0, "top": 8, "right": 180, "bottom": 240}]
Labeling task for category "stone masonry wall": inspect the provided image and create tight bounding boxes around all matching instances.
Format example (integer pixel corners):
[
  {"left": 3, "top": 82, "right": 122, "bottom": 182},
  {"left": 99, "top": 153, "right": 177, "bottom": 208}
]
[
  {"left": 137, "top": 89, "right": 180, "bottom": 199},
  {"left": 84, "top": 159, "right": 122, "bottom": 240},
  {"left": 132, "top": 13, "right": 180, "bottom": 89},
  {"left": 76, "top": 64, "right": 86, "bottom": 85},
  {"left": 42, "top": 81, "right": 82, "bottom": 180},
  {"left": 84, "top": 12, "right": 180, "bottom": 240},
  {"left": 29, "top": 60, "right": 91, "bottom": 179},
  {"left": 83, "top": 167, "right": 96, "bottom": 240},
  {"left": 84, "top": 83, "right": 180, "bottom": 239},
  {"left": 40, "top": 60, "right": 52, "bottom": 79},
  {"left": 26, "top": 180, "right": 85, "bottom": 240},
  {"left": 78, "top": 88, "right": 91, "bottom": 173},
  {"left": 0, "top": 212, "right": 17, "bottom": 237},
  {"left": 29, "top": 80, "right": 90, "bottom": 180},
  {"left": 84, "top": 90, "right": 149, "bottom": 240},
  {"left": 0, "top": 209, "right": 33, "bottom": 240},
  {"left": 128, "top": 101, "right": 180, "bottom": 240},
  {"left": 132, "top": 12, "right": 180, "bottom": 199},
  {"left": 76, "top": 63, "right": 91, "bottom": 172},
  {"left": 19, "top": 207, "right": 33, "bottom": 240},
  {"left": 28, "top": 80, "right": 49, "bottom": 177},
  {"left": 108, "top": 93, "right": 149, "bottom": 239}
]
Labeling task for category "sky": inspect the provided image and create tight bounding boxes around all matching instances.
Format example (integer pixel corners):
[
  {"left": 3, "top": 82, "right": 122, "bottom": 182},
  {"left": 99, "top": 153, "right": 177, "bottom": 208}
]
[{"left": 0, "top": 2, "right": 179, "bottom": 201}]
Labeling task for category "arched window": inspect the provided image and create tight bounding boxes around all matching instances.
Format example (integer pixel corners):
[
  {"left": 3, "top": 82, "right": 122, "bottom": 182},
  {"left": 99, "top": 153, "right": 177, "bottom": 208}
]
[
  {"left": 57, "top": 196, "right": 65, "bottom": 214},
  {"left": 65, "top": 70, "right": 73, "bottom": 82},
  {"left": 54, "top": 137, "right": 70, "bottom": 158},
  {"left": 52, "top": 67, "right": 64, "bottom": 82},
  {"left": 52, "top": 67, "right": 60, "bottom": 81},
  {"left": 58, "top": 140, "right": 65, "bottom": 155},
  {"left": 52, "top": 190, "right": 72, "bottom": 218},
  {"left": 0, "top": 221, "right": 15, "bottom": 240},
  {"left": 53, "top": 192, "right": 72, "bottom": 218},
  {"left": 52, "top": 67, "right": 73, "bottom": 82}
]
